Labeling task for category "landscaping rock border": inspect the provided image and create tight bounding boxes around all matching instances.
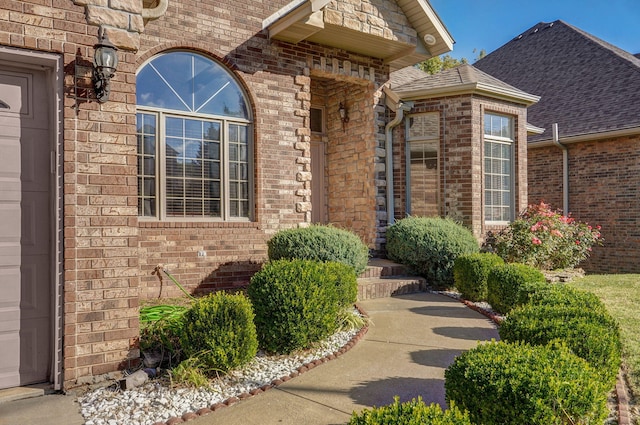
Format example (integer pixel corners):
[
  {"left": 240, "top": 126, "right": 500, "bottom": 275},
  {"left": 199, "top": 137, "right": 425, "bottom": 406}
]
[{"left": 148, "top": 324, "right": 370, "bottom": 425}]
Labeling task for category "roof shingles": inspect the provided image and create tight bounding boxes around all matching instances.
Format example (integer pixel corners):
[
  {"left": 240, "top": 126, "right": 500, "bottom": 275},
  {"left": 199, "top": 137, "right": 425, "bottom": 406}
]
[{"left": 474, "top": 20, "right": 640, "bottom": 142}]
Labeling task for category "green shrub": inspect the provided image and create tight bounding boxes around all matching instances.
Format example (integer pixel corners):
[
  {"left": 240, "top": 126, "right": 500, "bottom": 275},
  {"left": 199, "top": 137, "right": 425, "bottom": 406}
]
[
  {"left": 500, "top": 303, "right": 621, "bottom": 387},
  {"left": 169, "top": 356, "right": 210, "bottom": 388},
  {"left": 453, "top": 253, "right": 504, "bottom": 301},
  {"left": 325, "top": 260, "right": 358, "bottom": 309},
  {"left": 445, "top": 341, "right": 609, "bottom": 425},
  {"left": 488, "top": 201, "right": 603, "bottom": 270},
  {"left": 525, "top": 284, "right": 607, "bottom": 312},
  {"left": 140, "top": 305, "right": 189, "bottom": 367},
  {"left": 348, "top": 397, "right": 471, "bottom": 425},
  {"left": 180, "top": 292, "right": 258, "bottom": 373},
  {"left": 386, "top": 217, "right": 479, "bottom": 289},
  {"left": 267, "top": 225, "right": 369, "bottom": 275},
  {"left": 486, "top": 263, "right": 545, "bottom": 314},
  {"left": 248, "top": 259, "right": 351, "bottom": 354}
]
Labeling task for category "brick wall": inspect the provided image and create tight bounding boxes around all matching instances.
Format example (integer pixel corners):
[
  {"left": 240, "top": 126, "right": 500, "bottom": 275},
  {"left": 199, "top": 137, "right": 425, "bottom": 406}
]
[
  {"left": 0, "top": 0, "right": 143, "bottom": 388},
  {"left": 0, "top": 0, "right": 400, "bottom": 390},
  {"left": 528, "top": 135, "right": 640, "bottom": 273},
  {"left": 392, "top": 94, "right": 529, "bottom": 241}
]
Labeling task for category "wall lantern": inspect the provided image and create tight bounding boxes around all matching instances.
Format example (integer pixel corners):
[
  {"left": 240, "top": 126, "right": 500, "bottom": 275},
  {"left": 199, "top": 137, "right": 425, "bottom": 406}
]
[
  {"left": 93, "top": 28, "right": 118, "bottom": 103},
  {"left": 338, "top": 101, "right": 349, "bottom": 131}
]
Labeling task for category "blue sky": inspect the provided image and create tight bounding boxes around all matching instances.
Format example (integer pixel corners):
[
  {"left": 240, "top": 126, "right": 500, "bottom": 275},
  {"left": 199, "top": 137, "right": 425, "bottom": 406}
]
[{"left": 429, "top": 0, "right": 640, "bottom": 61}]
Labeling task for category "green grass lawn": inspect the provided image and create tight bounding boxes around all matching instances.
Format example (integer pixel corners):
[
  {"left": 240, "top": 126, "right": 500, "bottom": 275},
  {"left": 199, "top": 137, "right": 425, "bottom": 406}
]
[{"left": 569, "top": 274, "right": 640, "bottom": 400}]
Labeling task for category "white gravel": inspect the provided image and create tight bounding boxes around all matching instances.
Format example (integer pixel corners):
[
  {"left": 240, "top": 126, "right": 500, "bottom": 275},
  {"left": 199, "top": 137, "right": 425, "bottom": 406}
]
[{"left": 78, "top": 328, "right": 361, "bottom": 425}]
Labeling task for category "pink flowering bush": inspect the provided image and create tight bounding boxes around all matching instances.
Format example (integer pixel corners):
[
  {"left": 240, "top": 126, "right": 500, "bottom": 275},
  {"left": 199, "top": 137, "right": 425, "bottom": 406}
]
[{"left": 489, "top": 202, "right": 602, "bottom": 270}]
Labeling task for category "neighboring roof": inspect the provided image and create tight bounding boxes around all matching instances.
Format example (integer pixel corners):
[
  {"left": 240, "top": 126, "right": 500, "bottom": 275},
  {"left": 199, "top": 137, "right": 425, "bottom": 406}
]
[
  {"left": 474, "top": 20, "right": 640, "bottom": 143},
  {"left": 263, "top": 0, "right": 454, "bottom": 71},
  {"left": 390, "top": 64, "right": 540, "bottom": 105}
]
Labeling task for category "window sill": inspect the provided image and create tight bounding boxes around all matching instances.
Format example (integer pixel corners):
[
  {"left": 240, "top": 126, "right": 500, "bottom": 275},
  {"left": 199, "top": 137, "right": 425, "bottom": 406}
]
[{"left": 138, "top": 219, "right": 259, "bottom": 229}]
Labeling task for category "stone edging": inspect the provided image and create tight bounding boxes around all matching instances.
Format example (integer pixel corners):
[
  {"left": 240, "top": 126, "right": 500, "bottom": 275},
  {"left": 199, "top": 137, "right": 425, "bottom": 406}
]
[
  {"left": 444, "top": 293, "right": 632, "bottom": 425},
  {"left": 150, "top": 306, "right": 370, "bottom": 425}
]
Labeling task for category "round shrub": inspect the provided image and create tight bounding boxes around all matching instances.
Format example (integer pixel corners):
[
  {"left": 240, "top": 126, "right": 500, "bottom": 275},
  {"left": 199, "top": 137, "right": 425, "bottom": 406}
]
[
  {"left": 267, "top": 225, "right": 369, "bottom": 275},
  {"left": 348, "top": 396, "right": 471, "bottom": 425},
  {"left": 453, "top": 253, "right": 504, "bottom": 301},
  {"left": 445, "top": 341, "right": 609, "bottom": 425},
  {"left": 248, "top": 259, "right": 352, "bottom": 354},
  {"left": 325, "top": 260, "right": 359, "bottom": 308},
  {"left": 180, "top": 292, "right": 258, "bottom": 373},
  {"left": 500, "top": 303, "right": 621, "bottom": 387},
  {"left": 486, "top": 262, "right": 545, "bottom": 314},
  {"left": 525, "top": 283, "right": 607, "bottom": 312},
  {"left": 386, "top": 217, "right": 479, "bottom": 289}
]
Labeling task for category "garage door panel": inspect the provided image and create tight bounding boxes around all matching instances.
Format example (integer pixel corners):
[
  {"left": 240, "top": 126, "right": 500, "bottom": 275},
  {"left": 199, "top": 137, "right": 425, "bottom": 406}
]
[
  {"left": 0, "top": 267, "right": 20, "bottom": 310},
  {"left": 21, "top": 257, "right": 50, "bottom": 321},
  {"left": 19, "top": 323, "right": 49, "bottom": 385},
  {"left": 21, "top": 128, "right": 50, "bottom": 192},
  {"left": 21, "top": 195, "right": 49, "bottom": 255},
  {"left": 0, "top": 331, "right": 20, "bottom": 388},
  {"left": 0, "top": 64, "right": 51, "bottom": 389}
]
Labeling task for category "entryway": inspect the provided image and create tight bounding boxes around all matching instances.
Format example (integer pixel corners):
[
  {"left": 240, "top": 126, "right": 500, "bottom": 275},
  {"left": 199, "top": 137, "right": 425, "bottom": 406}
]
[{"left": 0, "top": 57, "right": 58, "bottom": 389}]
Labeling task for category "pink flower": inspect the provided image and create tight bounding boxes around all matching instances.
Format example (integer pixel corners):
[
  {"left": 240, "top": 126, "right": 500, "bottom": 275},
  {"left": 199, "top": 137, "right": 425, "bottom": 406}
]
[
  {"left": 532, "top": 237, "right": 542, "bottom": 245},
  {"left": 550, "top": 229, "right": 563, "bottom": 237},
  {"left": 575, "top": 240, "right": 581, "bottom": 245}
]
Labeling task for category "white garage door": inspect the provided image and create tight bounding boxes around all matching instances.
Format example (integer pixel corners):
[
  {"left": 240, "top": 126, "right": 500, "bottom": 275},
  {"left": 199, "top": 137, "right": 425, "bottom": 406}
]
[{"left": 0, "top": 64, "right": 52, "bottom": 389}]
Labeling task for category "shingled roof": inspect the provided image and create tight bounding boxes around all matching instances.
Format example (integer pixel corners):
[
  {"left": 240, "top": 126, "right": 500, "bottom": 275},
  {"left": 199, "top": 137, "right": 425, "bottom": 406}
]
[
  {"left": 390, "top": 63, "right": 539, "bottom": 105},
  {"left": 474, "top": 20, "right": 640, "bottom": 143}
]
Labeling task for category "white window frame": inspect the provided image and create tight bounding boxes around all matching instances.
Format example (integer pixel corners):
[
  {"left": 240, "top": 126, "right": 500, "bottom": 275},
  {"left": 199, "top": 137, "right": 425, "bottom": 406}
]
[{"left": 484, "top": 113, "right": 515, "bottom": 224}]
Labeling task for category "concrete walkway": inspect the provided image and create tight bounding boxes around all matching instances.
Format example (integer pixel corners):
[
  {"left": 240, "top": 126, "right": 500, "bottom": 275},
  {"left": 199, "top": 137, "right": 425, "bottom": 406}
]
[{"left": 0, "top": 293, "right": 498, "bottom": 425}]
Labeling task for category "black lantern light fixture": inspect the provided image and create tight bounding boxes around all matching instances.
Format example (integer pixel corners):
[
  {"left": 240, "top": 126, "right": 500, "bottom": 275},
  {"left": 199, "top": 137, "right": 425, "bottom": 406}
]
[
  {"left": 93, "top": 28, "right": 118, "bottom": 103},
  {"left": 338, "top": 101, "right": 349, "bottom": 131}
]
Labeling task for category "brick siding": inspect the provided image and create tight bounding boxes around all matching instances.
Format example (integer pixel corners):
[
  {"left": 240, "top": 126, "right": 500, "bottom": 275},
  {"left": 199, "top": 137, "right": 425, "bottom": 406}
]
[
  {"left": 528, "top": 135, "right": 640, "bottom": 273},
  {"left": 0, "top": 0, "right": 468, "bottom": 390},
  {"left": 392, "top": 94, "right": 528, "bottom": 241}
]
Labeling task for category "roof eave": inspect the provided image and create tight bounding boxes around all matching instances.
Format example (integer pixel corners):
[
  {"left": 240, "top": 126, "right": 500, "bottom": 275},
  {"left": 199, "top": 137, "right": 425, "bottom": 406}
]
[
  {"left": 528, "top": 126, "right": 640, "bottom": 147},
  {"left": 527, "top": 123, "right": 546, "bottom": 135},
  {"left": 395, "top": 82, "right": 540, "bottom": 105}
]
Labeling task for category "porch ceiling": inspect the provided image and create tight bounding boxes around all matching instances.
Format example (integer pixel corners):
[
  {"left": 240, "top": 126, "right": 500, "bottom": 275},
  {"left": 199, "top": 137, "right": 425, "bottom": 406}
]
[{"left": 263, "top": 0, "right": 454, "bottom": 70}]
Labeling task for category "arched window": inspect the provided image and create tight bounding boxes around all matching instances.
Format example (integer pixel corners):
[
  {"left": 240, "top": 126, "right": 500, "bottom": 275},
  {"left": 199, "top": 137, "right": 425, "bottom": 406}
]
[{"left": 136, "top": 51, "right": 252, "bottom": 220}]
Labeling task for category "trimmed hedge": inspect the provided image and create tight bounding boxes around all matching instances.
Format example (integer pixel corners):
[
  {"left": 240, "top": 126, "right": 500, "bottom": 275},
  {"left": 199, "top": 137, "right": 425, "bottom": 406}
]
[
  {"left": 486, "top": 263, "right": 545, "bottom": 314},
  {"left": 453, "top": 253, "right": 504, "bottom": 301},
  {"left": 348, "top": 397, "right": 471, "bottom": 425},
  {"left": 248, "top": 259, "right": 355, "bottom": 354},
  {"left": 180, "top": 292, "right": 258, "bottom": 373},
  {"left": 267, "top": 225, "right": 369, "bottom": 275},
  {"left": 445, "top": 341, "right": 609, "bottom": 425},
  {"left": 500, "top": 302, "right": 621, "bottom": 387},
  {"left": 386, "top": 217, "right": 479, "bottom": 289},
  {"left": 525, "top": 284, "right": 608, "bottom": 312}
]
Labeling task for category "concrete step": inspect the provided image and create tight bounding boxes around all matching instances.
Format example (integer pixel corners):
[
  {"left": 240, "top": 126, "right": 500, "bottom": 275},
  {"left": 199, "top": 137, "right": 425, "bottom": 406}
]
[
  {"left": 357, "top": 276, "right": 427, "bottom": 301},
  {"left": 0, "top": 386, "right": 45, "bottom": 404},
  {"left": 358, "top": 258, "right": 411, "bottom": 279}
]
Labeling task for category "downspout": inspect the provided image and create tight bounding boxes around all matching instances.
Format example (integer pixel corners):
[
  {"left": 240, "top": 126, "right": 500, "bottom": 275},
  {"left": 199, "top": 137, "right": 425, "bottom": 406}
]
[
  {"left": 552, "top": 123, "right": 569, "bottom": 214},
  {"left": 383, "top": 86, "right": 412, "bottom": 225}
]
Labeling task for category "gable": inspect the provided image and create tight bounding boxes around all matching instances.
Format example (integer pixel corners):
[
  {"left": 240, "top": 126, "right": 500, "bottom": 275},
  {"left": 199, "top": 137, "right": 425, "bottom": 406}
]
[{"left": 264, "top": 0, "right": 453, "bottom": 70}]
